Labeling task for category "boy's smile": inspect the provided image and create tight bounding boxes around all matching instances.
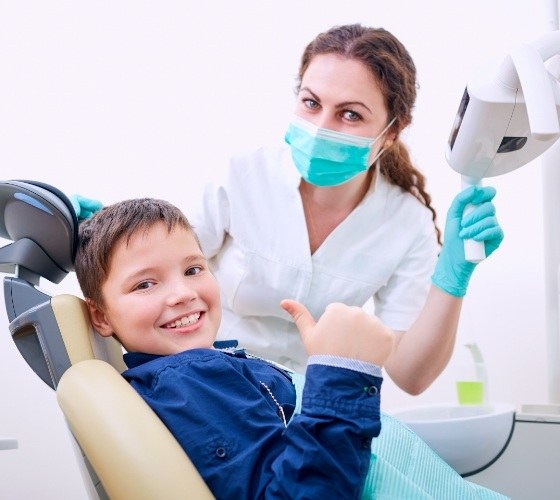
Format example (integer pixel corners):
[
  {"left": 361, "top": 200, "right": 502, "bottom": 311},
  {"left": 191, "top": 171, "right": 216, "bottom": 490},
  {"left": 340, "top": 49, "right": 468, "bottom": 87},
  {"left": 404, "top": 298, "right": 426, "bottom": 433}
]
[{"left": 88, "top": 222, "right": 222, "bottom": 355}]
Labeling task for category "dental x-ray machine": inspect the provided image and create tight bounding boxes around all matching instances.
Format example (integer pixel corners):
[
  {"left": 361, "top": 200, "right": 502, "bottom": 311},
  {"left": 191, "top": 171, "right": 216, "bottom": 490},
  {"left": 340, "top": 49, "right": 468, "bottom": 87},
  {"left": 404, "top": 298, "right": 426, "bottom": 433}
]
[
  {"left": 395, "top": 27, "right": 560, "bottom": 500},
  {"left": 446, "top": 31, "right": 560, "bottom": 261}
]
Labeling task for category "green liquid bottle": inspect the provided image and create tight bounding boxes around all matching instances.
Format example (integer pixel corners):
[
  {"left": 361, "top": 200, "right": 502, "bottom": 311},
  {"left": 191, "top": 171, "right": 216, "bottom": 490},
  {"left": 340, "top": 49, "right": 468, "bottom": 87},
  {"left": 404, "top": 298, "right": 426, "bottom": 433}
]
[{"left": 456, "top": 380, "right": 485, "bottom": 405}]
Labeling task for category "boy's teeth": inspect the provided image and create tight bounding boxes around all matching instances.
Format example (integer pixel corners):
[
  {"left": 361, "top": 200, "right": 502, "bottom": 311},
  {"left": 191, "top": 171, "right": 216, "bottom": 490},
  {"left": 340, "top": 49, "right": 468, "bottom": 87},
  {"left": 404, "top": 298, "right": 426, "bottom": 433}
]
[{"left": 167, "top": 313, "right": 200, "bottom": 328}]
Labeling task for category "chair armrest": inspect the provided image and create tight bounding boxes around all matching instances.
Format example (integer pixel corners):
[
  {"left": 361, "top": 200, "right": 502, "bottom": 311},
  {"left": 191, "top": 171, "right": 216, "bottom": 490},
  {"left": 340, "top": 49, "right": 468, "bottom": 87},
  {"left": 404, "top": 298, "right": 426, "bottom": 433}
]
[{"left": 57, "top": 359, "right": 214, "bottom": 500}]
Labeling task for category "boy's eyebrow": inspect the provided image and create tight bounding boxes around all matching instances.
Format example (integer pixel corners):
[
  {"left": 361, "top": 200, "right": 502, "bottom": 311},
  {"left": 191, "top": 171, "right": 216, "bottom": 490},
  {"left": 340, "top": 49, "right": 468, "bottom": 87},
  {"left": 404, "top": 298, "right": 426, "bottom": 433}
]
[
  {"left": 123, "top": 253, "right": 206, "bottom": 283},
  {"left": 183, "top": 253, "right": 207, "bottom": 265}
]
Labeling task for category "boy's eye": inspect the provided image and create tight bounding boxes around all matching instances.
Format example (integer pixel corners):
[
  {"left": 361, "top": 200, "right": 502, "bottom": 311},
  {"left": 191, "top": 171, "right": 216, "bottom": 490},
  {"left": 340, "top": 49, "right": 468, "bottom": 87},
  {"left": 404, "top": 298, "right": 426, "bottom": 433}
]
[
  {"left": 185, "top": 266, "right": 202, "bottom": 276},
  {"left": 135, "top": 281, "right": 155, "bottom": 291}
]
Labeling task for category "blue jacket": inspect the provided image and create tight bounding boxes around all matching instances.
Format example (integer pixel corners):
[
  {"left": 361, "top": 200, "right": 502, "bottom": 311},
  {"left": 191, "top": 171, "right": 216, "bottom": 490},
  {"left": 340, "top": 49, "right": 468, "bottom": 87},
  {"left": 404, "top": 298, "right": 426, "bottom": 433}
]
[{"left": 123, "top": 347, "right": 382, "bottom": 500}]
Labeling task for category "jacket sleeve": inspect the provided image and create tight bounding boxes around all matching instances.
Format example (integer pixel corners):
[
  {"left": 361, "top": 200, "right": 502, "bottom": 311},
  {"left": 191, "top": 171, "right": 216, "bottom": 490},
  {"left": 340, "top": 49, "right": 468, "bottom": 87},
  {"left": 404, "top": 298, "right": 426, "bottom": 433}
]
[{"left": 262, "top": 364, "right": 382, "bottom": 500}]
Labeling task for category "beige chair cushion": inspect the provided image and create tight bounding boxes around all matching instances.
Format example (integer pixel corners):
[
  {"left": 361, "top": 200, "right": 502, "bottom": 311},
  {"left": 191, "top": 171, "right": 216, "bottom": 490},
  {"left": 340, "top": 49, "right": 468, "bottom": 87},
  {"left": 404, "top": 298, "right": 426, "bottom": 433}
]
[
  {"left": 51, "top": 294, "right": 126, "bottom": 372},
  {"left": 57, "top": 359, "right": 214, "bottom": 500}
]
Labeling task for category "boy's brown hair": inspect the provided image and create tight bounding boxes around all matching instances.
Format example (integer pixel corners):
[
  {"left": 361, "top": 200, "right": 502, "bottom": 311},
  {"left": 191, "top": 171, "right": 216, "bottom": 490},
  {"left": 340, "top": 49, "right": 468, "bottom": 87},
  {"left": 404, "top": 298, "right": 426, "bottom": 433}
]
[{"left": 75, "top": 198, "right": 198, "bottom": 307}]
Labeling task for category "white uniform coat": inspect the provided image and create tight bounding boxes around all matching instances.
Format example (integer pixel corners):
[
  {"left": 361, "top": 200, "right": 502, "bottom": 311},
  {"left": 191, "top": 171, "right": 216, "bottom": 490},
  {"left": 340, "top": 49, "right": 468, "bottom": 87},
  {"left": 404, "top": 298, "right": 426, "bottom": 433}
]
[{"left": 192, "top": 145, "right": 439, "bottom": 372}]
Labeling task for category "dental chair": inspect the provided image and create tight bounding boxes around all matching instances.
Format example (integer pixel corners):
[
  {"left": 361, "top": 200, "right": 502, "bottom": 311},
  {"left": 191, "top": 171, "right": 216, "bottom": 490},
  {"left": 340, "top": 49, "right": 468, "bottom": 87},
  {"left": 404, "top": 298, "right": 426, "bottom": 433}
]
[{"left": 0, "top": 180, "right": 214, "bottom": 500}]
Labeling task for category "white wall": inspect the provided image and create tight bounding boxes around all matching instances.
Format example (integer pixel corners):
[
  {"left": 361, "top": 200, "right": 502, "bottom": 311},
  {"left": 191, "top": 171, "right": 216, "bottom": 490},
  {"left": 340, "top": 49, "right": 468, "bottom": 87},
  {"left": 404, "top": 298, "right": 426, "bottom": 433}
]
[{"left": 0, "top": 1, "right": 551, "bottom": 497}]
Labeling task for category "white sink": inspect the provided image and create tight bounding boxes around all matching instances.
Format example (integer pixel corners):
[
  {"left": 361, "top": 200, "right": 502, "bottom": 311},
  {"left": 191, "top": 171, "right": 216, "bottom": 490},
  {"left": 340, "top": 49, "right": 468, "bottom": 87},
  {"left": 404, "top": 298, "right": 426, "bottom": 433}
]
[{"left": 389, "top": 402, "right": 516, "bottom": 475}]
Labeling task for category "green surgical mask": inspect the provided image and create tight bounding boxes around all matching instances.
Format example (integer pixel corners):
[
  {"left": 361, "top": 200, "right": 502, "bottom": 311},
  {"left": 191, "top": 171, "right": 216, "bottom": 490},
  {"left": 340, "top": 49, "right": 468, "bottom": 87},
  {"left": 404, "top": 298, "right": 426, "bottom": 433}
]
[{"left": 284, "top": 116, "right": 395, "bottom": 187}]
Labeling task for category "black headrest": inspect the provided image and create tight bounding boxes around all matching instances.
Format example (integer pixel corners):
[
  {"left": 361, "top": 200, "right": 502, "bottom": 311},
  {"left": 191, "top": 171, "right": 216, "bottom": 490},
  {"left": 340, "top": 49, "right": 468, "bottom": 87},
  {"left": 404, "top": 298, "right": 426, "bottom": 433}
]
[{"left": 0, "top": 180, "right": 78, "bottom": 283}]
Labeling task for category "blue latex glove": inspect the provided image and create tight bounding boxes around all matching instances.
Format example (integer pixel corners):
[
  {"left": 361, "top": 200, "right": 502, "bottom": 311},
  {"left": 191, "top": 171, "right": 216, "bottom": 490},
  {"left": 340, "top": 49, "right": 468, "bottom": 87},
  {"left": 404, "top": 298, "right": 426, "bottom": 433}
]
[
  {"left": 431, "top": 186, "right": 504, "bottom": 297},
  {"left": 69, "top": 194, "right": 103, "bottom": 221}
]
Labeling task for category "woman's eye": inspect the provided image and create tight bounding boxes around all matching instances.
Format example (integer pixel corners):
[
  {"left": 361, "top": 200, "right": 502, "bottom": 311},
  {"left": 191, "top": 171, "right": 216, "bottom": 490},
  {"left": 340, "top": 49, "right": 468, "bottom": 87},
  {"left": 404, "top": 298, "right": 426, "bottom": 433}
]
[
  {"left": 185, "top": 266, "right": 202, "bottom": 276},
  {"left": 303, "top": 98, "right": 319, "bottom": 110},
  {"left": 342, "top": 110, "right": 361, "bottom": 121}
]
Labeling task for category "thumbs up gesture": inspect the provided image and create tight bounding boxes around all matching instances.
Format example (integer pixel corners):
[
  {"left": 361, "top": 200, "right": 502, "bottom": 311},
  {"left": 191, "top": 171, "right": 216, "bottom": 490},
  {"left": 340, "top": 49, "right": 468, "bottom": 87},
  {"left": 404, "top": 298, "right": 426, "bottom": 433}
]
[{"left": 281, "top": 300, "right": 395, "bottom": 367}]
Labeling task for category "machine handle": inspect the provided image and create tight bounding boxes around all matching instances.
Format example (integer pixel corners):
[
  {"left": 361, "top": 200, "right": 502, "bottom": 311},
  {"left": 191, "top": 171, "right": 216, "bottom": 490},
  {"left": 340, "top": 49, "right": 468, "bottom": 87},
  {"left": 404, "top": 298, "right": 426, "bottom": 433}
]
[
  {"left": 498, "top": 42, "right": 560, "bottom": 140},
  {"left": 461, "top": 176, "right": 486, "bottom": 263}
]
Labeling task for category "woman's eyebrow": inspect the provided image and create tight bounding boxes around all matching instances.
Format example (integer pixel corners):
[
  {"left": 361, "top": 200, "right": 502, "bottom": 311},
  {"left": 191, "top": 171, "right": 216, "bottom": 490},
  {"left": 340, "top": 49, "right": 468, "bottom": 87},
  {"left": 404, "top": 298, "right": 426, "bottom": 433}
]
[
  {"left": 335, "top": 100, "right": 372, "bottom": 114},
  {"left": 300, "top": 86, "right": 372, "bottom": 114},
  {"left": 299, "top": 86, "right": 320, "bottom": 101}
]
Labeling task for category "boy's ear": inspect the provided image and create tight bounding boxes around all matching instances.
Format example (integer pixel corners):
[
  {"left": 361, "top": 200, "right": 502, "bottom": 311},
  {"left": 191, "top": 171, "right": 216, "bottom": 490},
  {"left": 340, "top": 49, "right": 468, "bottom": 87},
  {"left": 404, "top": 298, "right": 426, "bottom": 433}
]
[{"left": 85, "top": 298, "right": 114, "bottom": 338}]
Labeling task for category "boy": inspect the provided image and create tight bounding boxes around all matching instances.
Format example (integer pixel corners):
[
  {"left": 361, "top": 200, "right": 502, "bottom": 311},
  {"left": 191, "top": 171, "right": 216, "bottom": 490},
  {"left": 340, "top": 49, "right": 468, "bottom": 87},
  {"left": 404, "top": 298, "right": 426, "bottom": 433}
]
[
  {"left": 75, "top": 198, "right": 508, "bottom": 500},
  {"left": 75, "top": 197, "right": 394, "bottom": 499}
]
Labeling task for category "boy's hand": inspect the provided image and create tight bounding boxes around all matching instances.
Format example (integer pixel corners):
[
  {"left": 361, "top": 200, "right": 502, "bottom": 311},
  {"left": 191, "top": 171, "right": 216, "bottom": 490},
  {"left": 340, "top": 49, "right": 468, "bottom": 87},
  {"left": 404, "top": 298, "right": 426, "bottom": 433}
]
[{"left": 281, "top": 299, "right": 395, "bottom": 367}]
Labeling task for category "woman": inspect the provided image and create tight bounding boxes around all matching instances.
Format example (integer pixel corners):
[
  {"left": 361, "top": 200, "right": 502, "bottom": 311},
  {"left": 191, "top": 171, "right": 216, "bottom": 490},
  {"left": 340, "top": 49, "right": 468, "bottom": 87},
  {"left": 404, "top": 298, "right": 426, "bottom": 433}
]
[{"left": 189, "top": 24, "right": 503, "bottom": 393}]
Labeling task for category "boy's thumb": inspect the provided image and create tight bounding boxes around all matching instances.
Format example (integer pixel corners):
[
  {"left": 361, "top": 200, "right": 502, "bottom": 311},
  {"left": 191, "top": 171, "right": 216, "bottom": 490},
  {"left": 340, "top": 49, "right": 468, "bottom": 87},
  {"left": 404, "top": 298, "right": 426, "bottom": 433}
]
[{"left": 280, "top": 299, "right": 315, "bottom": 338}]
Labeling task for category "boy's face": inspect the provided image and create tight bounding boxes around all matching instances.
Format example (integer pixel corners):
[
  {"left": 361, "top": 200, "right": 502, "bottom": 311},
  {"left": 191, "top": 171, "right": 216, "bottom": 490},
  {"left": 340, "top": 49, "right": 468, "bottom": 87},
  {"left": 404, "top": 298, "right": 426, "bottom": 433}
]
[{"left": 88, "top": 222, "right": 222, "bottom": 355}]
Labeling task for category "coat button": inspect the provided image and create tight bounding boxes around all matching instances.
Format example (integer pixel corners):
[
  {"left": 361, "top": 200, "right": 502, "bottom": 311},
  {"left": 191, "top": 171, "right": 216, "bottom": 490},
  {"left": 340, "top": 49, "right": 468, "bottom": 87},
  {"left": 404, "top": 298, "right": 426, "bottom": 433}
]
[
  {"left": 216, "top": 447, "right": 227, "bottom": 458},
  {"left": 366, "top": 385, "right": 378, "bottom": 396}
]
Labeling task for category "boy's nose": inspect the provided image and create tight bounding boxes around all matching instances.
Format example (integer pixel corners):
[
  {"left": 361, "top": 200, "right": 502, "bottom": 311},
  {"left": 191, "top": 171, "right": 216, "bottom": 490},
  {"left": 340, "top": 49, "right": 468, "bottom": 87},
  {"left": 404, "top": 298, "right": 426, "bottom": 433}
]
[{"left": 166, "top": 283, "right": 197, "bottom": 305}]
